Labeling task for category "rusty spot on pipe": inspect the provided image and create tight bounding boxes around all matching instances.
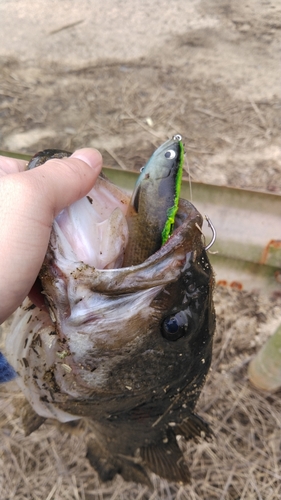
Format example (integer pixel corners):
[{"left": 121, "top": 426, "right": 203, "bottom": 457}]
[{"left": 259, "top": 240, "right": 281, "bottom": 265}]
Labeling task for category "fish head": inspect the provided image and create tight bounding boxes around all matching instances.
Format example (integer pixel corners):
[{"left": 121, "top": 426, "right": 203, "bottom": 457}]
[{"left": 7, "top": 176, "right": 214, "bottom": 422}]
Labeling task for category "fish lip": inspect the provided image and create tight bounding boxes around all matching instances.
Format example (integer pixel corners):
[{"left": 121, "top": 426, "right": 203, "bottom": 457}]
[
  {"left": 51, "top": 198, "right": 204, "bottom": 296},
  {"left": 39, "top": 198, "right": 204, "bottom": 321}
]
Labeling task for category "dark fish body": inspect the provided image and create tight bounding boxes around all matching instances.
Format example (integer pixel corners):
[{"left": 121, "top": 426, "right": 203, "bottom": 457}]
[{"left": 5, "top": 143, "right": 215, "bottom": 485}]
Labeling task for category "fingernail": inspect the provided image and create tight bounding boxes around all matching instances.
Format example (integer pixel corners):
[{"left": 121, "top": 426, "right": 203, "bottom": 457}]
[{"left": 71, "top": 148, "right": 102, "bottom": 169}]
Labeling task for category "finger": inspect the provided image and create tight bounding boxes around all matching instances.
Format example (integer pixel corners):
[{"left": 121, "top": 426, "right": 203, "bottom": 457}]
[
  {"left": 0, "top": 148, "right": 102, "bottom": 322},
  {"left": 0, "top": 155, "right": 27, "bottom": 175},
  {"left": 26, "top": 148, "right": 103, "bottom": 221}
]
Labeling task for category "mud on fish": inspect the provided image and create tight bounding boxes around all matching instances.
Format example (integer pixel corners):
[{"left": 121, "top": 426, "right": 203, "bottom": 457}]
[{"left": 5, "top": 136, "right": 215, "bottom": 486}]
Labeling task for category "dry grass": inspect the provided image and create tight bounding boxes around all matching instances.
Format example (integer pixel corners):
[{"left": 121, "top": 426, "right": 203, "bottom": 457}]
[
  {"left": 1, "top": 58, "right": 280, "bottom": 194},
  {"left": 1, "top": 287, "right": 281, "bottom": 500}
]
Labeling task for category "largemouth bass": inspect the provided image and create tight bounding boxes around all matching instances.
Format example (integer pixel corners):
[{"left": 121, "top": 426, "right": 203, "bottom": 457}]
[{"left": 5, "top": 139, "right": 215, "bottom": 485}]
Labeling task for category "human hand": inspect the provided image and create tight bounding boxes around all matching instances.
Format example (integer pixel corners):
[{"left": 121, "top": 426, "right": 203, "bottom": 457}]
[{"left": 0, "top": 148, "right": 102, "bottom": 324}]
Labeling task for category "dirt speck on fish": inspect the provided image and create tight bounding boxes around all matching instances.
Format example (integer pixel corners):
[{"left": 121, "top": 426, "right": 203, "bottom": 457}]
[{"left": 5, "top": 139, "right": 215, "bottom": 486}]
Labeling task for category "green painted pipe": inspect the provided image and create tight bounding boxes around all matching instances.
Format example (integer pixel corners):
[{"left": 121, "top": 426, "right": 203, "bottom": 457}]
[{"left": 248, "top": 324, "right": 281, "bottom": 392}]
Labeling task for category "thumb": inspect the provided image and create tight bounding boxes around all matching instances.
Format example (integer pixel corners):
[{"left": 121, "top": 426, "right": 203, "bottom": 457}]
[
  {"left": 0, "top": 148, "right": 102, "bottom": 322},
  {"left": 29, "top": 148, "right": 103, "bottom": 220}
]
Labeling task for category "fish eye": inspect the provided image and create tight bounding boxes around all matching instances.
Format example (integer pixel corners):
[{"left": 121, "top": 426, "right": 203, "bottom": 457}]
[
  {"left": 161, "top": 311, "right": 188, "bottom": 341},
  {"left": 164, "top": 149, "right": 176, "bottom": 160}
]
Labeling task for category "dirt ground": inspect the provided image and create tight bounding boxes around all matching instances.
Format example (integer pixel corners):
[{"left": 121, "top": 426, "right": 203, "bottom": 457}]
[
  {"left": 0, "top": 0, "right": 280, "bottom": 193},
  {"left": 0, "top": 0, "right": 281, "bottom": 498}
]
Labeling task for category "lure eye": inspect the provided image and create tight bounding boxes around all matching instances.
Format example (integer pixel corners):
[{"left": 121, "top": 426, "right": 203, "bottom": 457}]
[
  {"left": 173, "top": 134, "right": 182, "bottom": 141},
  {"left": 161, "top": 311, "right": 188, "bottom": 341},
  {"left": 164, "top": 149, "right": 176, "bottom": 160}
]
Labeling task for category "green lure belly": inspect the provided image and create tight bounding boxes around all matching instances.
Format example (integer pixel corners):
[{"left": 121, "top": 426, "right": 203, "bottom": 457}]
[{"left": 123, "top": 135, "right": 184, "bottom": 267}]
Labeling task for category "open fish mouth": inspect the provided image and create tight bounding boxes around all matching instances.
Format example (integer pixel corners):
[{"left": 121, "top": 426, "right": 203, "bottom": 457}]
[{"left": 5, "top": 142, "right": 215, "bottom": 485}]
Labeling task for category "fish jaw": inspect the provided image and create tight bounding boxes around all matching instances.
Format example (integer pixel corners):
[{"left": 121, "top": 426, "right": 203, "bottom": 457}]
[{"left": 5, "top": 303, "right": 81, "bottom": 422}]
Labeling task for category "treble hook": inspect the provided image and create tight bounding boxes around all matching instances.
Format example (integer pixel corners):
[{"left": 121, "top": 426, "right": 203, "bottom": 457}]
[{"left": 204, "top": 216, "right": 217, "bottom": 251}]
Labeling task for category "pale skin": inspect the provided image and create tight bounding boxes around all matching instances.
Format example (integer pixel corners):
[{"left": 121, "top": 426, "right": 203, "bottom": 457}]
[{"left": 0, "top": 148, "right": 102, "bottom": 324}]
